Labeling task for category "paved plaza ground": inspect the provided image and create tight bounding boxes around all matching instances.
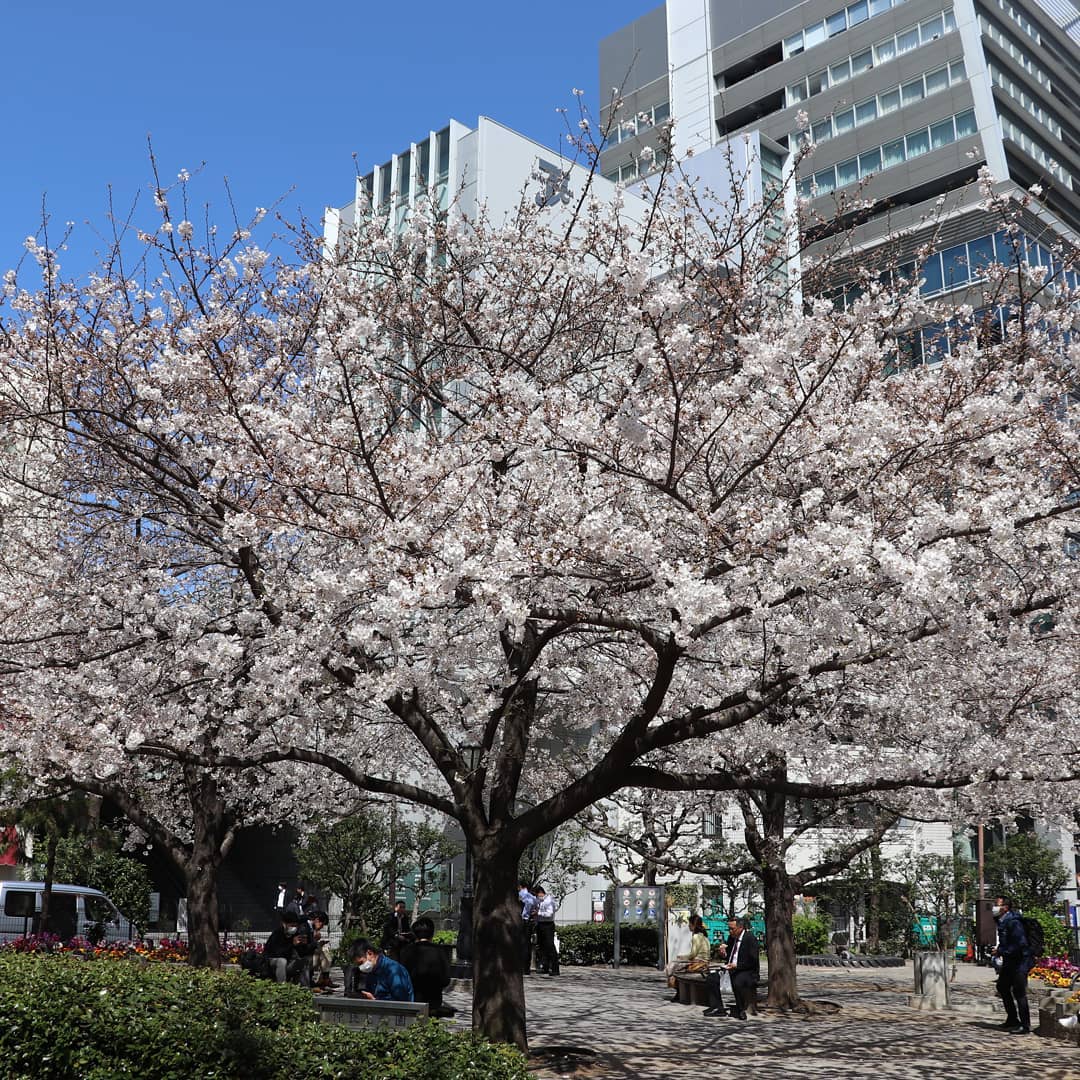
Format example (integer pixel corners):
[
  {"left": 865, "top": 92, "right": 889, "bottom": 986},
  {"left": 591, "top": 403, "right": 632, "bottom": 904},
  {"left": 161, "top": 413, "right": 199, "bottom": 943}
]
[{"left": 440, "top": 962, "right": 1080, "bottom": 1079}]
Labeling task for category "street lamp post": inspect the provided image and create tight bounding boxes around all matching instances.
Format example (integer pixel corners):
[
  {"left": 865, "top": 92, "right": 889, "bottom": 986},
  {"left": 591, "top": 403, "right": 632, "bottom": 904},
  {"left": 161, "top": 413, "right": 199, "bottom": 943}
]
[{"left": 452, "top": 745, "right": 481, "bottom": 980}]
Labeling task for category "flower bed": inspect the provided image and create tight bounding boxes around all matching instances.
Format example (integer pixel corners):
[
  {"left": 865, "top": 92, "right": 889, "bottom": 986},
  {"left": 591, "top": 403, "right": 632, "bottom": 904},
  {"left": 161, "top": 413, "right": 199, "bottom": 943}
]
[
  {"left": 1029, "top": 957, "right": 1080, "bottom": 989},
  {"left": 0, "top": 934, "right": 262, "bottom": 965}
]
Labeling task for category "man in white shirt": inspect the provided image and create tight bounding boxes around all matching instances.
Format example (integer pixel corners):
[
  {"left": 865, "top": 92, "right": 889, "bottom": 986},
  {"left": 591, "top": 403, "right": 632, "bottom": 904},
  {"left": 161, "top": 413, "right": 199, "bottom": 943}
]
[
  {"left": 519, "top": 882, "right": 538, "bottom": 975},
  {"left": 534, "top": 886, "right": 560, "bottom": 976}
]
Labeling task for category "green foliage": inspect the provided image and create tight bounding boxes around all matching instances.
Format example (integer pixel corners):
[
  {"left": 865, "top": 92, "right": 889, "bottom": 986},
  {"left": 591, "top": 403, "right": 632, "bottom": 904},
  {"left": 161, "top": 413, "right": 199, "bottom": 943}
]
[
  {"left": 0, "top": 953, "right": 527, "bottom": 1079},
  {"left": 1026, "top": 908, "right": 1072, "bottom": 959},
  {"left": 792, "top": 914, "right": 832, "bottom": 955},
  {"left": 555, "top": 922, "right": 658, "bottom": 966},
  {"left": 296, "top": 810, "right": 401, "bottom": 933},
  {"left": 35, "top": 834, "right": 152, "bottom": 932},
  {"left": 431, "top": 930, "right": 458, "bottom": 946},
  {"left": 665, "top": 883, "right": 699, "bottom": 911},
  {"left": 984, "top": 832, "right": 1071, "bottom": 913},
  {"left": 518, "top": 824, "right": 587, "bottom": 901}
]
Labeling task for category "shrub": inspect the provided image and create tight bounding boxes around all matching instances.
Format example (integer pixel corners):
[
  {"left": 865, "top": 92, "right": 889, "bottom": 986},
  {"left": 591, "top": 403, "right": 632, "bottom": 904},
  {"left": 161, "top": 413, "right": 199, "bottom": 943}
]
[
  {"left": 432, "top": 929, "right": 458, "bottom": 946},
  {"left": 0, "top": 953, "right": 527, "bottom": 1079},
  {"left": 1027, "top": 907, "right": 1073, "bottom": 959},
  {"left": 556, "top": 922, "right": 659, "bottom": 966},
  {"left": 792, "top": 914, "right": 832, "bottom": 955}
]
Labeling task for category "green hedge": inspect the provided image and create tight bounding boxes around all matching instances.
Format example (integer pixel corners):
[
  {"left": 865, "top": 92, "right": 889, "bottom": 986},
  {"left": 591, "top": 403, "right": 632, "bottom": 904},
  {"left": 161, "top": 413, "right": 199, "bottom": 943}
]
[
  {"left": 1027, "top": 908, "right": 1073, "bottom": 959},
  {"left": 792, "top": 914, "right": 832, "bottom": 955},
  {"left": 0, "top": 954, "right": 526, "bottom": 1079},
  {"left": 557, "top": 922, "right": 659, "bottom": 966}
]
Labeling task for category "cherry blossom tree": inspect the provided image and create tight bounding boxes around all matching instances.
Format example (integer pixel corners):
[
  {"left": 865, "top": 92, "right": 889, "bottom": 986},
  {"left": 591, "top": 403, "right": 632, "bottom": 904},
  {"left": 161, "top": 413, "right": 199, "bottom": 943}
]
[{"left": 1, "top": 154, "right": 1079, "bottom": 1050}]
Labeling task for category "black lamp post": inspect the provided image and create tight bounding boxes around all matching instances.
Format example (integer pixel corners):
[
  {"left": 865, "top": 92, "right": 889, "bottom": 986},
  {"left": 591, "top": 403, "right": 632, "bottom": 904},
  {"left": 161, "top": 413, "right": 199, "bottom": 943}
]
[{"left": 452, "top": 745, "right": 481, "bottom": 979}]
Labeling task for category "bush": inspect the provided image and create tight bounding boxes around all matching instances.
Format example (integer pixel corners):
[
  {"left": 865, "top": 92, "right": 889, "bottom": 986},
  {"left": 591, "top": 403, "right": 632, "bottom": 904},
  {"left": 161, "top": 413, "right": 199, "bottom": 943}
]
[
  {"left": 556, "top": 922, "right": 659, "bottom": 966},
  {"left": 792, "top": 914, "right": 832, "bottom": 955},
  {"left": 1027, "top": 907, "right": 1073, "bottom": 959},
  {"left": 432, "top": 930, "right": 457, "bottom": 946},
  {"left": 0, "top": 953, "right": 527, "bottom": 1079}
]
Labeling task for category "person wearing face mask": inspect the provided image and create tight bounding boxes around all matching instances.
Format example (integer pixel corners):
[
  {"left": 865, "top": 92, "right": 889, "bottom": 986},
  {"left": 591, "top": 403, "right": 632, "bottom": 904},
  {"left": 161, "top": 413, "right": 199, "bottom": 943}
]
[
  {"left": 991, "top": 895, "right": 1033, "bottom": 1035},
  {"left": 349, "top": 938, "right": 415, "bottom": 1002}
]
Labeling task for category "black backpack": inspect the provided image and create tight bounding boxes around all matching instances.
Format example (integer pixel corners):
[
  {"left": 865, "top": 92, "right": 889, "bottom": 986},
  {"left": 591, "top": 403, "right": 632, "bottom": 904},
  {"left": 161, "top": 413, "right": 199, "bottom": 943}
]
[{"left": 1020, "top": 916, "right": 1044, "bottom": 958}]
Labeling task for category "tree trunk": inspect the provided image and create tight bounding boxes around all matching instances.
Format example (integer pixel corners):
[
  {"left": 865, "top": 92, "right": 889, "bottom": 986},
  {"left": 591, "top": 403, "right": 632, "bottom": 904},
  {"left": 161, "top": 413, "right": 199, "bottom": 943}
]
[
  {"left": 184, "top": 769, "right": 225, "bottom": 969},
  {"left": 39, "top": 831, "right": 58, "bottom": 936},
  {"left": 762, "top": 865, "right": 800, "bottom": 1009},
  {"left": 867, "top": 845, "right": 882, "bottom": 952},
  {"left": 471, "top": 841, "right": 528, "bottom": 1052}
]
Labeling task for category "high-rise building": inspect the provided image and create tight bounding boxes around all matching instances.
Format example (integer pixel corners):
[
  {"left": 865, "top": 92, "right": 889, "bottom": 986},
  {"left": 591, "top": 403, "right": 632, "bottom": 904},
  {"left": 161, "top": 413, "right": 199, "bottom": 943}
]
[{"left": 600, "top": 0, "right": 1080, "bottom": 361}]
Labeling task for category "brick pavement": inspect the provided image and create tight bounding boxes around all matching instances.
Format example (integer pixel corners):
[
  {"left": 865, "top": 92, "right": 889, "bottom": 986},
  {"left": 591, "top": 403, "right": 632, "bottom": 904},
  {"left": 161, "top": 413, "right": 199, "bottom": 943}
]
[{"left": 440, "top": 963, "right": 1080, "bottom": 1079}]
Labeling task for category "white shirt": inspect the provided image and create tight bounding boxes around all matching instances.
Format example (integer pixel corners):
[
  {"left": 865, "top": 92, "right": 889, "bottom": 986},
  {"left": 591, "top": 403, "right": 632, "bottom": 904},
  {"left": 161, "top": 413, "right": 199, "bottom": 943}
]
[
  {"left": 537, "top": 896, "right": 557, "bottom": 920},
  {"left": 730, "top": 931, "right": 744, "bottom": 967}
]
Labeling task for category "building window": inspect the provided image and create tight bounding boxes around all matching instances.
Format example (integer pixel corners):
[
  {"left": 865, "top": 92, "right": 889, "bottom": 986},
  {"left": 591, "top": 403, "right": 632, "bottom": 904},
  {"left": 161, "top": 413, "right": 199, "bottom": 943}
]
[{"left": 782, "top": 0, "right": 913, "bottom": 60}]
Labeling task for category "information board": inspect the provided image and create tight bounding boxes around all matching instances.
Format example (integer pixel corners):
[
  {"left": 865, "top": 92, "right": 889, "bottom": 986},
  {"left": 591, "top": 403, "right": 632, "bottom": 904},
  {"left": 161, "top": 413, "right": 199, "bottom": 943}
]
[{"left": 613, "top": 885, "right": 665, "bottom": 970}]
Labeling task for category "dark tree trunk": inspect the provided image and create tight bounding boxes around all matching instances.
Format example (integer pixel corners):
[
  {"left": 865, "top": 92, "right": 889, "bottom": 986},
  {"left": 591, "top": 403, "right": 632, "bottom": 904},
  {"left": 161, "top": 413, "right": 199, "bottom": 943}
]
[
  {"left": 184, "top": 769, "right": 225, "bottom": 969},
  {"left": 762, "top": 865, "right": 800, "bottom": 1009},
  {"left": 471, "top": 840, "right": 527, "bottom": 1052},
  {"left": 867, "top": 845, "right": 882, "bottom": 951},
  {"left": 39, "top": 832, "right": 58, "bottom": 936}
]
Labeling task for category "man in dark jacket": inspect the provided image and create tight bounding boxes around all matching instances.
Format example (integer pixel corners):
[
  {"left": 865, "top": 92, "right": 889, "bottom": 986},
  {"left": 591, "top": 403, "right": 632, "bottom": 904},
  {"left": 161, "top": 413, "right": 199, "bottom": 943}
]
[
  {"left": 713, "top": 916, "right": 759, "bottom": 1019},
  {"left": 993, "top": 895, "right": 1033, "bottom": 1034},
  {"left": 263, "top": 909, "right": 314, "bottom": 986},
  {"left": 381, "top": 901, "right": 413, "bottom": 959},
  {"left": 401, "top": 917, "right": 452, "bottom": 1015}
]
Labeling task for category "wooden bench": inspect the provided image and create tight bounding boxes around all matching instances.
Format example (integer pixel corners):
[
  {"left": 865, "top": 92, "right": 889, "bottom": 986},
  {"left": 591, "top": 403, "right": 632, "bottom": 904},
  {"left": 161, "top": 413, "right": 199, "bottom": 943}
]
[{"left": 312, "top": 995, "right": 429, "bottom": 1030}]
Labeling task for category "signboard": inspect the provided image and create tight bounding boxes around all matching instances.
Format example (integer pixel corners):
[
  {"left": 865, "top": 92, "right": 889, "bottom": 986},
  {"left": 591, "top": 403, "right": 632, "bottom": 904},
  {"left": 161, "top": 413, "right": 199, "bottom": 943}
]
[
  {"left": 613, "top": 885, "right": 665, "bottom": 970},
  {"left": 591, "top": 890, "right": 607, "bottom": 924}
]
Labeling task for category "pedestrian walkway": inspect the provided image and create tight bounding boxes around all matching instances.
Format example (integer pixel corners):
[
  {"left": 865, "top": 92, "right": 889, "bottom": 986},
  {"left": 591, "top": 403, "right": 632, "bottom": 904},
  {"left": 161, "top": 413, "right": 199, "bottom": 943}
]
[{"left": 441, "top": 963, "right": 1080, "bottom": 1079}]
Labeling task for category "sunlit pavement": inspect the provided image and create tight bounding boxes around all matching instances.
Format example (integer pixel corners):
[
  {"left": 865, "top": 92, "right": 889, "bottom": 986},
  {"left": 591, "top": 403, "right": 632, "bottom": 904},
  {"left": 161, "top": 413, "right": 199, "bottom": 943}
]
[{"left": 441, "top": 962, "right": 1080, "bottom": 1079}]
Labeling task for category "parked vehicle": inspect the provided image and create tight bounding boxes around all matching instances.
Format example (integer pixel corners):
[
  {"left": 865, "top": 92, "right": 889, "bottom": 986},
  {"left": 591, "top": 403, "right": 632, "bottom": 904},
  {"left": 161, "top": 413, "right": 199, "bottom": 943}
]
[{"left": 0, "top": 881, "right": 134, "bottom": 943}]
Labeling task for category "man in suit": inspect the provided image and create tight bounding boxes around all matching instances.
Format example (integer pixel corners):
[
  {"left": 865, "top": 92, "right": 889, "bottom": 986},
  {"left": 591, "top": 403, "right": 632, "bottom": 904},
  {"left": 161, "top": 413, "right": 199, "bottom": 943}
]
[{"left": 706, "top": 915, "right": 760, "bottom": 1019}]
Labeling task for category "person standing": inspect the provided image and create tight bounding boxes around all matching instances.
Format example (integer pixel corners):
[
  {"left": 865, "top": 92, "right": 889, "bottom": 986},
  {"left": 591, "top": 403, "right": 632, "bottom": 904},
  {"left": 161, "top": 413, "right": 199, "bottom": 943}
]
[
  {"left": 518, "top": 882, "right": 538, "bottom": 976},
  {"left": 993, "top": 895, "right": 1033, "bottom": 1035},
  {"left": 534, "top": 886, "right": 559, "bottom": 976},
  {"left": 380, "top": 900, "right": 413, "bottom": 960},
  {"left": 401, "top": 917, "right": 452, "bottom": 1016}
]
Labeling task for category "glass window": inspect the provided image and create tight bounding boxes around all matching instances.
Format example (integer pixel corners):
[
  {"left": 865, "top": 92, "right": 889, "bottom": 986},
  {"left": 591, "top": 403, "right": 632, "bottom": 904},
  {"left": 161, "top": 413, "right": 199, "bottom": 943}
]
[
  {"left": 906, "top": 128, "right": 930, "bottom": 157},
  {"left": 813, "top": 118, "right": 833, "bottom": 142},
  {"left": 869, "top": 0, "right": 890, "bottom": 13},
  {"left": 925, "top": 67, "right": 949, "bottom": 95},
  {"left": 654, "top": 101, "right": 671, "bottom": 123},
  {"left": 837, "top": 158, "right": 859, "bottom": 186},
  {"left": 851, "top": 49, "right": 873, "bottom": 74},
  {"left": 941, "top": 242, "right": 969, "bottom": 286},
  {"left": 831, "top": 60, "right": 851, "bottom": 84},
  {"left": 808, "top": 70, "right": 828, "bottom": 95},
  {"left": 379, "top": 163, "right": 392, "bottom": 208},
  {"left": 834, "top": 107, "right": 855, "bottom": 134},
  {"left": 826, "top": 10, "right": 847, "bottom": 37},
  {"left": 897, "top": 26, "right": 919, "bottom": 52},
  {"left": 398, "top": 150, "right": 411, "bottom": 196},
  {"left": 930, "top": 118, "right": 955, "bottom": 149},
  {"left": 954, "top": 109, "right": 976, "bottom": 137},
  {"left": 847, "top": 0, "right": 869, "bottom": 26},
  {"left": 856, "top": 99, "right": 877, "bottom": 125},
  {"left": 949, "top": 59, "right": 965, "bottom": 83},
  {"left": 3, "top": 890, "right": 35, "bottom": 917},
  {"left": 920, "top": 253, "right": 944, "bottom": 295},
  {"left": 85, "top": 896, "right": 117, "bottom": 924},
  {"left": 944, "top": 9, "right": 957, "bottom": 32},
  {"left": 798, "top": 177, "right": 814, "bottom": 198},
  {"left": 859, "top": 146, "right": 883, "bottom": 174},
  {"left": 879, "top": 88, "right": 901, "bottom": 114},
  {"left": 785, "top": 32, "right": 804, "bottom": 56},
  {"left": 806, "top": 21, "right": 827, "bottom": 47},
  {"left": 920, "top": 14, "right": 944, "bottom": 41},
  {"left": 815, "top": 167, "right": 837, "bottom": 193},
  {"left": 883, "top": 138, "right": 906, "bottom": 167},
  {"left": 874, "top": 38, "right": 896, "bottom": 63},
  {"left": 788, "top": 81, "right": 808, "bottom": 105},
  {"left": 901, "top": 78, "right": 924, "bottom": 104},
  {"left": 436, "top": 128, "right": 451, "bottom": 179}
]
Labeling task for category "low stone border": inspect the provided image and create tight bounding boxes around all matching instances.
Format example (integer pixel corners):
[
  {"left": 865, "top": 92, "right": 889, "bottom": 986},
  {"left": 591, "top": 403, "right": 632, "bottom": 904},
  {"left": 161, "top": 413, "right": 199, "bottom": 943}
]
[
  {"left": 1037, "top": 989, "right": 1080, "bottom": 1046},
  {"left": 797, "top": 955, "right": 905, "bottom": 968}
]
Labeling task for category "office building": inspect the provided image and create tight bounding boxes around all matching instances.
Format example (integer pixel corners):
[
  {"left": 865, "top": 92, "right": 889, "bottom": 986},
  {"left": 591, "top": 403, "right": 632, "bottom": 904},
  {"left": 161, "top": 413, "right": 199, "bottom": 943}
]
[{"left": 601, "top": 0, "right": 1080, "bottom": 360}]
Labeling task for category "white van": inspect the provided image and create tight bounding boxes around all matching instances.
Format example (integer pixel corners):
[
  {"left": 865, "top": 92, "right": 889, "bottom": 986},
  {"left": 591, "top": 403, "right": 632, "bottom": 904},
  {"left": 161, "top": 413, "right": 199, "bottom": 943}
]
[{"left": 0, "top": 882, "right": 135, "bottom": 943}]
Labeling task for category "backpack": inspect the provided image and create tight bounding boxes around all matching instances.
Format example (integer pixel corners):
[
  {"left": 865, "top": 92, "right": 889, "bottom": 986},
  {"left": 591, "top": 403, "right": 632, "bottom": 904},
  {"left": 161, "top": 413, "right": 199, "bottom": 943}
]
[{"left": 1020, "top": 916, "right": 1044, "bottom": 959}]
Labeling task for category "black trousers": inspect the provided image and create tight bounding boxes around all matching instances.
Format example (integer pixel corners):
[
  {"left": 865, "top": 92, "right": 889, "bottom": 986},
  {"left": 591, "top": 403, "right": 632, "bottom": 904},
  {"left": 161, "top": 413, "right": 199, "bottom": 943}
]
[
  {"left": 536, "top": 921, "right": 559, "bottom": 974},
  {"left": 521, "top": 922, "right": 535, "bottom": 972},
  {"left": 997, "top": 963, "right": 1030, "bottom": 1029},
  {"left": 731, "top": 971, "right": 757, "bottom": 1015}
]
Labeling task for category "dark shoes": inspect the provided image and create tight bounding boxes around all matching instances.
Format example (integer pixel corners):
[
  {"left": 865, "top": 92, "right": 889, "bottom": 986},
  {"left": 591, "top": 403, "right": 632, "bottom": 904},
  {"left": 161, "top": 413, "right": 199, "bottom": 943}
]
[
  {"left": 670, "top": 993, "right": 681, "bottom": 1002},
  {"left": 1008, "top": 1026, "right": 1031, "bottom": 1035},
  {"left": 702, "top": 1007, "right": 724, "bottom": 1017},
  {"left": 995, "top": 1020, "right": 1017, "bottom": 1030}
]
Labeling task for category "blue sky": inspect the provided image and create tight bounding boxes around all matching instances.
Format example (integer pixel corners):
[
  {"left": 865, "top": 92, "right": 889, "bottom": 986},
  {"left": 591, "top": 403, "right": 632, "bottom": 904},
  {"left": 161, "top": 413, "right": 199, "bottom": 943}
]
[{"left": 2, "top": 1, "right": 660, "bottom": 281}]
